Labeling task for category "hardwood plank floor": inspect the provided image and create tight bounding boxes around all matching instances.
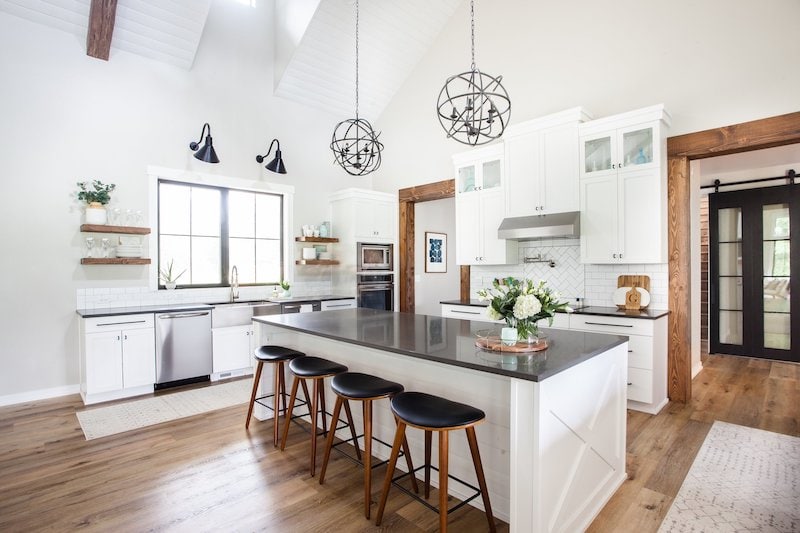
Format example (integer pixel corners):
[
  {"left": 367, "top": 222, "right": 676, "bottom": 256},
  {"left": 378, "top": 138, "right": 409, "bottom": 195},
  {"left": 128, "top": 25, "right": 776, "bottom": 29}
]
[{"left": 1, "top": 354, "right": 797, "bottom": 532}]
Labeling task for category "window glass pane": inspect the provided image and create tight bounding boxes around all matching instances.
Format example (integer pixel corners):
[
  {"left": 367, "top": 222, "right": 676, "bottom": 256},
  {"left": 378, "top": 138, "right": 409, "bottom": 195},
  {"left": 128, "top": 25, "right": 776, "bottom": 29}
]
[
  {"left": 622, "top": 128, "right": 653, "bottom": 167},
  {"left": 718, "top": 277, "right": 742, "bottom": 310},
  {"left": 159, "top": 236, "right": 190, "bottom": 284},
  {"left": 256, "top": 239, "right": 281, "bottom": 284},
  {"left": 482, "top": 160, "right": 501, "bottom": 189},
  {"left": 191, "top": 237, "right": 221, "bottom": 284},
  {"left": 764, "top": 312, "right": 790, "bottom": 350},
  {"left": 229, "top": 238, "right": 256, "bottom": 284},
  {"left": 718, "top": 243, "right": 742, "bottom": 276},
  {"left": 763, "top": 278, "right": 790, "bottom": 313},
  {"left": 458, "top": 166, "right": 475, "bottom": 193},
  {"left": 719, "top": 310, "right": 743, "bottom": 345},
  {"left": 256, "top": 194, "right": 282, "bottom": 239},
  {"left": 718, "top": 208, "right": 741, "bottom": 242},
  {"left": 229, "top": 190, "right": 255, "bottom": 238},
  {"left": 584, "top": 137, "right": 611, "bottom": 173},
  {"left": 191, "top": 187, "right": 221, "bottom": 237},
  {"left": 763, "top": 204, "right": 789, "bottom": 239},
  {"left": 159, "top": 183, "right": 190, "bottom": 234}
]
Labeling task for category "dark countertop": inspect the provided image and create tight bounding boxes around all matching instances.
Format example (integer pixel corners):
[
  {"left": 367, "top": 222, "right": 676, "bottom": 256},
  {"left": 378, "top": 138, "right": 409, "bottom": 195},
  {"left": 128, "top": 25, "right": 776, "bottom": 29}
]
[
  {"left": 253, "top": 309, "right": 627, "bottom": 382},
  {"left": 440, "top": 299, "right": 669, "bottom": 320},
  {"left": 76, "top": 295, "right": 355, "bottom": 318}
]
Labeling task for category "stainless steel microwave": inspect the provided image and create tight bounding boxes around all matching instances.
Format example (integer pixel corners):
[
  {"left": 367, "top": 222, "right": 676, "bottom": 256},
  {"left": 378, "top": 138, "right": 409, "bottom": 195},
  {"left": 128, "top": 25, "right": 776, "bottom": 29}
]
[{"left": 357, "top": 242, "right": 393, "bottom": 271}]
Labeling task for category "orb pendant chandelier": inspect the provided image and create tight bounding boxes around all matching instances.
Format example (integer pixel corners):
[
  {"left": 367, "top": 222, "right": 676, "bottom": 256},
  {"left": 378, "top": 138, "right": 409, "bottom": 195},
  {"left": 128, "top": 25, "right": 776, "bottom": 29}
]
[
  {"left": 330, "top": 0, "right": 383, "bottom": 176},
  {"left": 436, "top": 0, "right": 510, "bottom": 146}
]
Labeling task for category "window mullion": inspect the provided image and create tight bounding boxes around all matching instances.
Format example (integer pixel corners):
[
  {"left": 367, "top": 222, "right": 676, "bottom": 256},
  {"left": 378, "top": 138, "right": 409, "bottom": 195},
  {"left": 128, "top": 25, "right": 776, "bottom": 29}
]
[{"left": 221, "top": 188, "right": 230, "bottom": 286}]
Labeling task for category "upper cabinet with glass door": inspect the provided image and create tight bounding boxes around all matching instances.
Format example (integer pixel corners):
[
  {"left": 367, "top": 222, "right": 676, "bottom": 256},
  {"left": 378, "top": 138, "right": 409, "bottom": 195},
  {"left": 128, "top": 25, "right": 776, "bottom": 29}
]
[
  {"left": 455, "top": 143, "right": 504, "bottom": 194},
  {"left": 579, "top": 105, "right": 669, "bottom": 179}
]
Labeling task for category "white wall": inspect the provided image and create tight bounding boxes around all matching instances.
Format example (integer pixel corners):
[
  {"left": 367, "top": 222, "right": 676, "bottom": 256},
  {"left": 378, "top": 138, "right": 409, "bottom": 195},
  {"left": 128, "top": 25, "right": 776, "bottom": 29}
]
[
  {"left": 371, "top": 0, "right": 800, "bottom": 193},
  {"left": 0, "top": 1, "right": 366, "bottom": 400},
  {"left": 414, "top": 198, "right": 459, "bottom": 315}
]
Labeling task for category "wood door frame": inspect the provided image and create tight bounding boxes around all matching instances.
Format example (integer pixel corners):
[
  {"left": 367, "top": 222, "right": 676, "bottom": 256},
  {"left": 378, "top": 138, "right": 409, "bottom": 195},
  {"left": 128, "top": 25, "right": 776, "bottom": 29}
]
[
  {"left": 667, "top": 111, "right": 800, "bottom": 402},
  {"left": 398, "top": 180, "right": 469, "bottom": 312}
]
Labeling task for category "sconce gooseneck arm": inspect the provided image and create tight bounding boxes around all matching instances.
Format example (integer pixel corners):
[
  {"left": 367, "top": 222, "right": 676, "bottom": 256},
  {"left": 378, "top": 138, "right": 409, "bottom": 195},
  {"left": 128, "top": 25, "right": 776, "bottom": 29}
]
[
  {"left": 189, "top": 123, "right": 212, "bottom": 150},
  {"left": 256, "top": 138, "right": 281, "bottom": 163}
]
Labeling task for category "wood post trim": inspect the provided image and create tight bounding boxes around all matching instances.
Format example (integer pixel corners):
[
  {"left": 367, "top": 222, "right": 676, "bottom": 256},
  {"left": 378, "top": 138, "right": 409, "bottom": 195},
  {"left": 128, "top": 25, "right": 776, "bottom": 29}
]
[{"left": 86, "top": 0, "right": 118, "bottom": 61}]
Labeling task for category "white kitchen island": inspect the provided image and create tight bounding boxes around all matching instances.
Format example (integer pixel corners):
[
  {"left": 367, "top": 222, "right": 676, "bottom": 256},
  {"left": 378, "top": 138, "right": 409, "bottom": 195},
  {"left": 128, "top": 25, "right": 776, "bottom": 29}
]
[{"left": 253, "top": 309, "right": 628, "bottom": 532}]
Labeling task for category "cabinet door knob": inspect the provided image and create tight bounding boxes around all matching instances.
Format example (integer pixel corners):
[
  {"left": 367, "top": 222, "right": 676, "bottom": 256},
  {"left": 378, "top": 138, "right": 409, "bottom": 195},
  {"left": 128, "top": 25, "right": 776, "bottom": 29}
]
[
  {"left": 116, "top": 335, "right": 120, "bottom": 341},
  {"left": 124, "top": 334, "right": 127, "bottom": 340},
  {"left": 619, "top": 253, "right": 623, "bottom": 259},
  {"left": 612, "top": 253, "right": 617, "bottom": 258}
]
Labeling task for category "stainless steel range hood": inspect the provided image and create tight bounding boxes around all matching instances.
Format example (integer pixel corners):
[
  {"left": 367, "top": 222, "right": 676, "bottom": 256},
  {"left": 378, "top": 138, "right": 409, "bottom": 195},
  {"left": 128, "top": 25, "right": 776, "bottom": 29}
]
[{"left": 497, "top": 212, "right": 580, "bottom": 240}]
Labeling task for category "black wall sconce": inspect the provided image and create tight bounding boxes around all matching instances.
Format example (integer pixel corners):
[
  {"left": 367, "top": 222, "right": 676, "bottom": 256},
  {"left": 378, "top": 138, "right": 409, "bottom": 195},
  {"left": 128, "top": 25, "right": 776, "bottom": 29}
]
[
  {"left": 256, "top": 138, "right": 287, "bottom": 174},
  {"left": 189, "top": 123, "right": 220, "bottom": 163}
]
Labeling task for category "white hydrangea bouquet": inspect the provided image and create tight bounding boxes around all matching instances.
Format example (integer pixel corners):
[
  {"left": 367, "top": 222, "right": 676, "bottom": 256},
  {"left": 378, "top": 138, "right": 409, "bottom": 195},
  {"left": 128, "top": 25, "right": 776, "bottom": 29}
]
[{"left": 476, "top": 277, "right": 572, "bottom": 340}]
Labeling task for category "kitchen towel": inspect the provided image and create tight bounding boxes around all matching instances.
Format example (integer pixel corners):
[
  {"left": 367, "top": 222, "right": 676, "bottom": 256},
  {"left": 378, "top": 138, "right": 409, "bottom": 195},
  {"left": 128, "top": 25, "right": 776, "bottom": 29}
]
[{"left": 76, "top": 379, "right": 251, "bottom": 440}]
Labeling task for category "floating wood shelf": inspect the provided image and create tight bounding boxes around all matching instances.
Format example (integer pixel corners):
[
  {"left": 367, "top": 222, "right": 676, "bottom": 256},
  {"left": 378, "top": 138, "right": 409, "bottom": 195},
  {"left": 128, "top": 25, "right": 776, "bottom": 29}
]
[
  {"left": 295, "top": 259, "right": 339, "bottom": 266},
  {"left": 81, "top": 258, "right": 151, "bottom": 265},
  {"left": 295, "top": 236, "right": 339, "bottom": 243},
  {"left": 81, "top": 224, "right": 151, "bottom": 235}
]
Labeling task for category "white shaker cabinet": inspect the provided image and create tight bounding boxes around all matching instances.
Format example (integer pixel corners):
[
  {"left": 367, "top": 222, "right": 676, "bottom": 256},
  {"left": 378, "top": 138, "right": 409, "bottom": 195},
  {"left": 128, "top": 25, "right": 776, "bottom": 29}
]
[
  {"left": 211, "top": 325, "right": 255, "bottom": 379},
  {"left": 504, "top": 107, "right": 591, "bottom": 217},
  {"left": 579, "top": 104, "right": 670, "bottom": 264},
  {"left": 454, "top": 144, "right": 518, "bottom": 265},
  {"left": 331, "top": 188, "right": 397, "bottom": 243},
  {"left": 80, "top": 313, "right": 156, "bottom": 405}
]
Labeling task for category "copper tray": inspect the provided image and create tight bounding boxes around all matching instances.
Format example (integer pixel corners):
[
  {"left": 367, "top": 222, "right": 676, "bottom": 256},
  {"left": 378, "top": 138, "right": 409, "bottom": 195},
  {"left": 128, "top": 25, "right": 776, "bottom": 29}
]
[{"left": 475, "top": 336, "right": 548, "bottom": 353}]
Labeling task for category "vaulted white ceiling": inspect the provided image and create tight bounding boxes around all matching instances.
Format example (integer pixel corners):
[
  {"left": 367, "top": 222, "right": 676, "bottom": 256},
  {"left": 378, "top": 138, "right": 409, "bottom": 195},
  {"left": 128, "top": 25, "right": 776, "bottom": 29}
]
[
  {"left": 0, "top": 0, "right": 462, "bottom": 118},
  {"left": 0, "top": 0, "right": 211, "bottom": 69},
  {"left": 274, "top": 0, "right": 462, "bottom": 121}
]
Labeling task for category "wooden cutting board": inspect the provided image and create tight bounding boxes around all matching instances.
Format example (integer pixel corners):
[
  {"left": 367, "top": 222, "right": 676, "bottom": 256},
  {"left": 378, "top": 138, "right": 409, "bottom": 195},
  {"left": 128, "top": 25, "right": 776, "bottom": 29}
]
[{"left": 617, "top": 275, "right": 650, "bottom": 293}]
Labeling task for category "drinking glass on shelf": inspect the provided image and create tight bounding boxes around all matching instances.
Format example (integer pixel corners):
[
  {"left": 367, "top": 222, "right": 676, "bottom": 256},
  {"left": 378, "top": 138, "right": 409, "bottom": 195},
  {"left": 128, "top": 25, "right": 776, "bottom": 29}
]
[
  {"left": 124, "top": 209, "right": 133, "bottom": 227},
  {"left": 101, "top": 238, "right": 110, "bottom": 258},
  {"left": 109, "top": 208, "right": 122, "bottom": 226},
  {"left": 85, "top": 237, "right": 94, "bottom": 258},
  {"left": 133, "top": 210, "right": 144, "bottom": 227}
]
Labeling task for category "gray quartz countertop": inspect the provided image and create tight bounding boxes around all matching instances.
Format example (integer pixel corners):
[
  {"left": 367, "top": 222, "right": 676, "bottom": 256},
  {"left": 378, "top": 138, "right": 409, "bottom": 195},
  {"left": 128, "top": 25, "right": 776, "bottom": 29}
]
[
  {"left": 440, "top": 299, "right": 669, "bottom": 320},
  {"left": 76, "top": 295, "right": 355, "bottom": 318},
  {"left": 253, "top": 309, "right": 627, "bottom": 382}
]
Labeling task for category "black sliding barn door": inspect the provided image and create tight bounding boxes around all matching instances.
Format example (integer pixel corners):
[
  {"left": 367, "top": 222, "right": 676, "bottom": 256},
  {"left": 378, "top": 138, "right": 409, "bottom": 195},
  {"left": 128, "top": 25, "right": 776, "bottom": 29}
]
[{"left": 709, "top": 184, "right": 799, "bottom": 362}]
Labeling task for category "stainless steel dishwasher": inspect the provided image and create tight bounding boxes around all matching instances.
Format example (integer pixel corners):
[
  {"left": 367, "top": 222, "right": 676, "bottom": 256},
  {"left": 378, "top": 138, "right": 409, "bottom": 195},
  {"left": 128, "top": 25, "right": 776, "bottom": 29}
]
[{"left": 155, "top": 310, "right": 212, "bottom": 389}]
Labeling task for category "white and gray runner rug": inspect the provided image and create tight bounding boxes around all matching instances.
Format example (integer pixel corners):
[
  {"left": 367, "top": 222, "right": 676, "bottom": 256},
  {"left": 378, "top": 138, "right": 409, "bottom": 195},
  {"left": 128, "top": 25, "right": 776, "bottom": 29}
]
[
  {"left": 658, "top": 420, "right": 799, "bottom": 532},
  {"left": 76, "top": 379, "right": 252, "bottom": 440}
]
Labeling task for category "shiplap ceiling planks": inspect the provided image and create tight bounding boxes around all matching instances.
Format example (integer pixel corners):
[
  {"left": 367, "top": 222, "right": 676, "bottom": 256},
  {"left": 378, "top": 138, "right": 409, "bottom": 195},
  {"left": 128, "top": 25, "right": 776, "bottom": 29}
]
[
  {"left": 0, "top": 0, "right": 211, "bottom": 69},
  {"left": 275, "top": 0, "right": 462, "bottom": 120}
]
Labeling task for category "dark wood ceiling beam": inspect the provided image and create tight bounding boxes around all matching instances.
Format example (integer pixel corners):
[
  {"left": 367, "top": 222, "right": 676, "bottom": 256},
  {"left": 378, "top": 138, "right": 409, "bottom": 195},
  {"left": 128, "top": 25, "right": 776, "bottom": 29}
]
[{"left": 86, "top": 0, "right": 118, "bottom": 61}]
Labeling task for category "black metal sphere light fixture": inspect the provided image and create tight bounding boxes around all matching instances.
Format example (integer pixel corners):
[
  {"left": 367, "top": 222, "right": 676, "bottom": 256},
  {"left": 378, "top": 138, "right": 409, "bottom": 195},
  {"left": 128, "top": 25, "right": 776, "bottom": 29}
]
[
  {"left": 188, "top": 122, "right": 220, "bottom": 163},
  {"left": 436, "top": 0, "right": 510, "bottom": 146},
  {"left": 330, "top": 0, "right": 383, "bottom": 176},
  {"left": 256, "top": 138, "right": 287, "bottom": 174}
]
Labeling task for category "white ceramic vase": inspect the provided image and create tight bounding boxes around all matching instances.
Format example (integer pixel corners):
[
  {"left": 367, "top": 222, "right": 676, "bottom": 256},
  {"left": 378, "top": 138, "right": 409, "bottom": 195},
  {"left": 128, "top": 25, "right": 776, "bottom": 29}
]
[
  {"left": 500, "top": 327, "right": 518, "bottom": 346},
  {"left": 165, "top": 282, "right": 177, "bottom": 290},
  {"left": 85, "top": 202, "right": 107, "bottom": 225}
]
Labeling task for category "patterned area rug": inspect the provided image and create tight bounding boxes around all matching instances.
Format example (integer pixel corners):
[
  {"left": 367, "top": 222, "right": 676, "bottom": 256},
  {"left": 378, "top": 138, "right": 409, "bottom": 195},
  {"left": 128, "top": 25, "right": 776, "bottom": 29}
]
[
  {"left": 658, "top": 421, "right": 800, "bottom": 532},
  {"left": 76, "top": 379, "right": 252, "bottom": 440}
]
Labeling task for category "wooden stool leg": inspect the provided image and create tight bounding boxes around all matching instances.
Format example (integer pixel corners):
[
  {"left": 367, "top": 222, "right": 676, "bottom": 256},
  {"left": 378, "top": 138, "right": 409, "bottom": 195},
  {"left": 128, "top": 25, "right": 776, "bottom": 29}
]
[
  {"left": 343, "top": 399, "right": 361, "bottom": 461},
  {"left": 245, "top": 361, "right": 264, "bottom": 429},
  {"left": 319, "top": 382, "right": 328, "bottom": 437},
  {"left": 466, "top": 426, "right": 496, "bottom": 533},
  {"left": 279, "top": 364, "right": 287, "bottom": 414},
  {"left": 375, "top": 420, "right": 407, "bottom": 526},
  {"left": 272, "top": 361, "right": 283, "bottom": 447},
  {"left": 300, "top": 379, "right": 312, "bottom": 413},
  {"left": 363, "top": 400, "right": 373, "bottom": 518},
  {"left": 438, "top": 430, "right": 449, "bottom": 533},
  {"left": 309, "top": 378, "right": 320, "bottom": 476},
  {"left": 319, "top": 395, "right": 344, "bottom": 484},
  {"left": 424, "top": 430, "right": 432, "bottom": 499},
  {"left": 401, "top": 434, "right": 419, "bottom": 494},
  {"left": 279, "top": 375, "right": 300, "bottom": 451}
]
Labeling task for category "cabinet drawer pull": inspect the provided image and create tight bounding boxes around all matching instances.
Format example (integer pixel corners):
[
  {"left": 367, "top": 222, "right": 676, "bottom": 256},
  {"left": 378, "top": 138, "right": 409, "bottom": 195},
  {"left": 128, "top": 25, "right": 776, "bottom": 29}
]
[
  {"left": 326, "top": 303, "right": 352, "bottom": 308},
  {"left": 159, "top": 312, "right": 210, "bottom": 319},
  {"left": 452, "top": 309, "right": 481, "bottom": 315},
  {"left": 97, "top": 320, "right": 147, "bottom": 327},
  {"left": 627, "top": 382, "right": 633, "bottom": 386},
  {"left": 584, "top": 321, "right": 634, "bottom": 328}
]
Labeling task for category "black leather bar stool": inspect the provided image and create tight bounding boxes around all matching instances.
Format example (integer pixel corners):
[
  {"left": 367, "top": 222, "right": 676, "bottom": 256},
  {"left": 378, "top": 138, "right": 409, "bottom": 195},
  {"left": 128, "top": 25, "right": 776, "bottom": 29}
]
[
  {"left": 375, "top": 392, "right": 496, "bottom": 533},
  {"left": 245, "top": 345, "right": 309, "bottom": 447},
  {"left": 280, "top": 356, "right": 357, "bottom": 476},
  {"left": 318, "top": 372, "right": 419, "bottom": 519}
]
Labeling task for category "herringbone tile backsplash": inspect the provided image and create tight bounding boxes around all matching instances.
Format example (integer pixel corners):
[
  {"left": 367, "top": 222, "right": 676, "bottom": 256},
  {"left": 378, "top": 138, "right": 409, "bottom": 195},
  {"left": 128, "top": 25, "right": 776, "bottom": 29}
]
[{"left": 470, "top": 238, "right": 668, "bottom": 309}]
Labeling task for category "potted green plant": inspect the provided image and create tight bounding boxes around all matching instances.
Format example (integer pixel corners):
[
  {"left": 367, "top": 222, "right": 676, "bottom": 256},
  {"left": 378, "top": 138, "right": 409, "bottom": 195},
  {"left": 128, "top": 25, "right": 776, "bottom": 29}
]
[
  {"left": 159, "top": 259, "right": 186, "bottom": 290},
  {"left": 76, "top": 180, "right": 116, "bottom": 225},
  {"left": 279, "top": 279, "right": 291, "bottom": 298}
]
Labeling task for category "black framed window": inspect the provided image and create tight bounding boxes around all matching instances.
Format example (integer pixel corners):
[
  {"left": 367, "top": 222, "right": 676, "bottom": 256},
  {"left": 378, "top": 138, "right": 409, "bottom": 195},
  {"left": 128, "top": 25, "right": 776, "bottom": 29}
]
[{"left": 158, "top": 179, "right": 284, "bottom": 287}]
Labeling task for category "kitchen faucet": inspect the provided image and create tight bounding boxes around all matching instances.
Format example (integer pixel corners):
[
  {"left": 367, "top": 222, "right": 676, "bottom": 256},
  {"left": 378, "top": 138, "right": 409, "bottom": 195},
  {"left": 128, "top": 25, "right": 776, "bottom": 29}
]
[{"left": 230, "top": 265, "right": 239, "bottom": 302}]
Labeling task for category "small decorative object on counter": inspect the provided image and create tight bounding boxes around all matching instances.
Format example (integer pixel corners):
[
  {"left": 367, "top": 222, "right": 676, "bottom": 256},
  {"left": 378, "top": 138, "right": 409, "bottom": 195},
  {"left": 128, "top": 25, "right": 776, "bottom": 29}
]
[
  {"left": 76, "top": 180, "right": 116, "bottom": 225},
  {"left": 477, "top": 277, "right": 572, "bottom": 341},
  {"left": 280, "top": 279, "right": 291, "bottom": 298},
  {"left": 159, "top": 259, "right": 186, "bottom": 290}
]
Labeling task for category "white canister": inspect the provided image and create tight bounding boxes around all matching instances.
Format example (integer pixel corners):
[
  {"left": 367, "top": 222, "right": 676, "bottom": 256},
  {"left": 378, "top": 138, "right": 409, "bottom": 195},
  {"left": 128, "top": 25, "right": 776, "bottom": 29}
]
[
  {"left": 85, "top": 203, "right": 107, "bottom": 225},
  {"left": 302, "top": 247, "right": 317, "bottom": 260}
]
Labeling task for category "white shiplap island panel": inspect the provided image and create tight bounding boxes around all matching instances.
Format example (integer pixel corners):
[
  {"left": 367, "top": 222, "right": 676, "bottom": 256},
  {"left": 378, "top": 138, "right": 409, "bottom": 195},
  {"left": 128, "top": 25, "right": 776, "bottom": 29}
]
[{"left": 253, "top": 309, "right": 627, "bottom": 532}]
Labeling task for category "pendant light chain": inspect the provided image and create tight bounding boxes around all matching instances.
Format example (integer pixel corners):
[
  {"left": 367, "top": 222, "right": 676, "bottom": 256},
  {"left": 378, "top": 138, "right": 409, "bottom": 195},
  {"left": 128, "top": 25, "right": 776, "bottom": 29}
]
[
  {"left": 470, "top": 0, "right": 475, "bottom": 72},
  {"left": 355, "top": 0, "right": 360, "bottom": 119}
]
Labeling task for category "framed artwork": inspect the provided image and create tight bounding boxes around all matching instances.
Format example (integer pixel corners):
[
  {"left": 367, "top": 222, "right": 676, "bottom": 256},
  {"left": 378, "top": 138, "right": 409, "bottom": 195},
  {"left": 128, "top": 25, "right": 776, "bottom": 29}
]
[{"left": 425, "top": 231, "right": 447, "bottom": 273}]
